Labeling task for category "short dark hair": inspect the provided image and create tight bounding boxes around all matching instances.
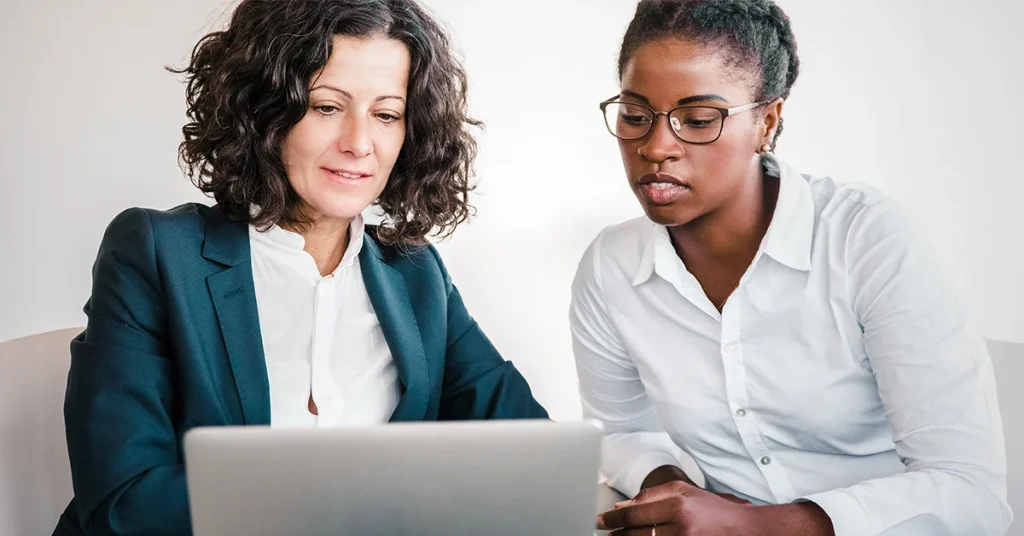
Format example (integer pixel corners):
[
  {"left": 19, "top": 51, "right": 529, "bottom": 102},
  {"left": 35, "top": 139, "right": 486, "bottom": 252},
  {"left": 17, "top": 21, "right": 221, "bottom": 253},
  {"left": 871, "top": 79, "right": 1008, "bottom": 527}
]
[
  {"left": 618, "top": 0, "right": 800, "bottom": 150},
  {"left": 171, "top": 0, "right": 479, "bottom": 244}
]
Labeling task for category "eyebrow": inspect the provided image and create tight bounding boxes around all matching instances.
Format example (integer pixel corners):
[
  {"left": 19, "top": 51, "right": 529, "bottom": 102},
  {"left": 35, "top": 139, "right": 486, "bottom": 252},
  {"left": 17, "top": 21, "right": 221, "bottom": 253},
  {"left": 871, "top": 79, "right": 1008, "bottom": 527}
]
[
  {"left": 618, "top": 90, "right": 728, "bottom": 106},
  {"left": 310, "top": 84, "right": 406, "bottom": 104}
]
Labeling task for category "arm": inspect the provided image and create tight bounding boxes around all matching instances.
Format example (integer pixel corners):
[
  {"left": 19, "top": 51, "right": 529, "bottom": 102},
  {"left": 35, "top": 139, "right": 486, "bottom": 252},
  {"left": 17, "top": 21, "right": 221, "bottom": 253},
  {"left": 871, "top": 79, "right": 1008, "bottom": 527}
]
[
  {"left": 429, "top": 246, "right": 548, "bottom": 420},
  {"left": 64, "top": 209, "right": 191, "bottom": 536},
  {"left": 799, "top": 200, "right": 1012, "bottom": 535},
  {"left": 570, "top": 235, "right": 694, "bottom": 499}
]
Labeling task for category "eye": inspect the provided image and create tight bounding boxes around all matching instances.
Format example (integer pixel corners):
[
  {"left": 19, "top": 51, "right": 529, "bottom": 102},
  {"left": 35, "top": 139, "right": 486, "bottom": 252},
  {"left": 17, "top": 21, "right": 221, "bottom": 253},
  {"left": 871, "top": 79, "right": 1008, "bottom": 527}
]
[
  {"left": 675, "top": 109, "right": 722, "bottom": 130},
  {"left": 313, "top": 104, "right": 340, "bottom": 116},
  {"left": 375, "top": 112, "right": 402, "bottom": 124},
  {"left": 620, "top": 113, "right": 651, "bottom": 126},
  {"left": 684, "top": 118, "right": 716, "bottom": 128}
]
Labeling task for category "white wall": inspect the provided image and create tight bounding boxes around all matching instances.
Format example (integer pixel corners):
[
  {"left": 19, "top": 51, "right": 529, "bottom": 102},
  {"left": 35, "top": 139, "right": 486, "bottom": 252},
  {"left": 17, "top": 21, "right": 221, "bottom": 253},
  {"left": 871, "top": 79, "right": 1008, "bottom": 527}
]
[{"left": 1, "top": 0, "right": 1021, "bottom": 420}]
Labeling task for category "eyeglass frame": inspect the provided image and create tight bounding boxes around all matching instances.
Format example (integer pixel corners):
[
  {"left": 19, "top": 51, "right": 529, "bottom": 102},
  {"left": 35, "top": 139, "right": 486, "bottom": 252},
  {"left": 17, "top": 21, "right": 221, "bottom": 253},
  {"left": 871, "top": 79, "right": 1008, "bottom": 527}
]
[{"left": 599, "top": 96, "right": 769, "bottom": 145}]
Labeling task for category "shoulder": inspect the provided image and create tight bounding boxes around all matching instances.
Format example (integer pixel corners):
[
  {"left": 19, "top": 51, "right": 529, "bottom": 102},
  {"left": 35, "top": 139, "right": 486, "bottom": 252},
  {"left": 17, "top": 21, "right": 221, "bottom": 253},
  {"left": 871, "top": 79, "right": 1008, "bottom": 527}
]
[
  {"left": 798, "top": 172, "right": 937, "bottom": 286},
  {"left": 804, "top": 175, "right": 920, "bottom": 252},
  {"left": 102, "top": 202, "right": 220, "bottom": 243},
  {"left": 573, "top": 216, "right": 652, "bottom": 290},
  {"left": 100, "top": 203, "right": 200, "bottom": 250},
  {"left": 97, "top": 202, "right": 234, "bottom": 271}
]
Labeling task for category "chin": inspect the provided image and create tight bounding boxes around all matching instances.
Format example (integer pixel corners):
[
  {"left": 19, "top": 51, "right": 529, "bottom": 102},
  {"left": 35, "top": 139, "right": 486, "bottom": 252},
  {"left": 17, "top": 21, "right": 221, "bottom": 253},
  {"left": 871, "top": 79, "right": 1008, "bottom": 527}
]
[
  {"left": 309, "top": 198, "right": 373, "bottom": 222},
  {"left": 636, "top": 197, "right": 699, "bottom": 228}
]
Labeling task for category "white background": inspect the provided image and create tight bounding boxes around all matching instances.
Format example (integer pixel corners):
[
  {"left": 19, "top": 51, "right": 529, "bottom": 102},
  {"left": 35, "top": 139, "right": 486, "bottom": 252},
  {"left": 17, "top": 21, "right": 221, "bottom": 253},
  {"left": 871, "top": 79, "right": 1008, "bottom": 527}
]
[{"left": 1, "top": 0, "right": 1021, "bottom": 420}]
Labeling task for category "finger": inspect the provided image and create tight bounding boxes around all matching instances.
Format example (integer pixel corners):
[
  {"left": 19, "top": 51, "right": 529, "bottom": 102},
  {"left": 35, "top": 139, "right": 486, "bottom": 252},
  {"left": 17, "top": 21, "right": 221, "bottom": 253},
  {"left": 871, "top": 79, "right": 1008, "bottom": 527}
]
[
  {"left": 609, "top": 526, "right": 675, "bottom": 536},
  {"left": 597, "top": 497, "right": 682, "bottom": 530},
  {"left": 618, "top": 481, "right": 700, "bottom": 507}
]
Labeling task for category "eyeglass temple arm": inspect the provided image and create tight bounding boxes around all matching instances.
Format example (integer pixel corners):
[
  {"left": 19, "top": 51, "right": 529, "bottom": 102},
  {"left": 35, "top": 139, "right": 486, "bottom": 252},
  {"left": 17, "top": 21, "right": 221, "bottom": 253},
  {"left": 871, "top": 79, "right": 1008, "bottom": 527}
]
[
  {"left": 600, "top": 95, "right": 624, "bottom": 106},
  {"left": 724, "top": 101, "right": 768, "bottom": 116}
]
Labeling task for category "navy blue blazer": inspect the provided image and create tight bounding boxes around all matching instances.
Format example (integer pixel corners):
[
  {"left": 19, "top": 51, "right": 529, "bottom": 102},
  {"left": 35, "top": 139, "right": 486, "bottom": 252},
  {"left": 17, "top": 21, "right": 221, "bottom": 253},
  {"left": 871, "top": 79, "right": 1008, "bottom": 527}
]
[{"left": 55, "top": 203, "right": 547, "bottom": 536}]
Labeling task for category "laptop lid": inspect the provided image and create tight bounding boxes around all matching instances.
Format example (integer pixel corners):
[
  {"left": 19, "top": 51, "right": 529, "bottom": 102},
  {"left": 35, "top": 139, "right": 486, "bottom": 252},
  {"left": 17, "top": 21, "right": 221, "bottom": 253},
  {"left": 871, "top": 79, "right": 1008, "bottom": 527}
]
[{"left": 184, "top": 420, "right": 602, "bottom": 536}]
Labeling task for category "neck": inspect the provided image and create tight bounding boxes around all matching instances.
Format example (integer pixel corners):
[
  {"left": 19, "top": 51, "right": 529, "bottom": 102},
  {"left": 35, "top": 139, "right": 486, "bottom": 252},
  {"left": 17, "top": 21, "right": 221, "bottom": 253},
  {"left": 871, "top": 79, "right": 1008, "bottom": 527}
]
[
  {"left": 284, "top": 215, "right": 353, "bottom": 277},
  {"left": 668, "top": 159, "right": 779, "bottom": 267}
]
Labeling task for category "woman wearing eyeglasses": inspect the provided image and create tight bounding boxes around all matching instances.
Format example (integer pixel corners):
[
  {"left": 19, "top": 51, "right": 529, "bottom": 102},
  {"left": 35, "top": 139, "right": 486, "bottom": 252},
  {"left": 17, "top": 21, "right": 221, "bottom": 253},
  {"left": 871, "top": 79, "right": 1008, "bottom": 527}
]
[{"left": 575, "top": 1, "right": 1011, "bottom": 535}]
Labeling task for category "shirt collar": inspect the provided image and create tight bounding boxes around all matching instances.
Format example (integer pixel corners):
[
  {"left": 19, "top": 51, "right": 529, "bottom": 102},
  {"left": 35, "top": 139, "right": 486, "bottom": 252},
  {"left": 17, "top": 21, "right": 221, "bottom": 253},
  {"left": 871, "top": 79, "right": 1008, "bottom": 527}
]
[
  {"left": 249, "top": 213, "right": 366, "bottom": 276},
  {"left": 760, "top": 154, "right": 815, "bottom": 272},
  {"left": 632, "top": 154, "right": 815, "bottom": 286},
  {"left": 632, "top": 223, "right": 668, "bottom": 287}
]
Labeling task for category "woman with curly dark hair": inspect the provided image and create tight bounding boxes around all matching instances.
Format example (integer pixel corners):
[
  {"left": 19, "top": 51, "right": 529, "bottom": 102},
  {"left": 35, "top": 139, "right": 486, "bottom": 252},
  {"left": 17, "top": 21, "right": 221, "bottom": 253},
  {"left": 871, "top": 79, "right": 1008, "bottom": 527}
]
[{"left": 54, "top": 1, "right": 547, "bottom": 534}]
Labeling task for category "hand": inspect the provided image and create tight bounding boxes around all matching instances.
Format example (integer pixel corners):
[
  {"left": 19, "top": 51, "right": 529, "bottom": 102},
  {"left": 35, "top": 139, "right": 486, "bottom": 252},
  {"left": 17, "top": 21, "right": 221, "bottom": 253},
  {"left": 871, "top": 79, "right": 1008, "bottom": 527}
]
[
  {"left": 597, "top": 480, "right": 835, "bottom": 536},
  {"left": 638, "top": 465, "right": 749, "bottom": 505},
  {"left": 596, "top": 481, "right": 756, "bottom": 535}
]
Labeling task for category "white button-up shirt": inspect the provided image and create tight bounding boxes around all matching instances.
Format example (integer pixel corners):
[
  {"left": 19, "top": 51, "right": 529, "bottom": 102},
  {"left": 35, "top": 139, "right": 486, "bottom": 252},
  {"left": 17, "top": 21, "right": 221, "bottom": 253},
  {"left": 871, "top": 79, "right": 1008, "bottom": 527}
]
[
  {"left": 571, "top": 155, "right": 1011, "bottom": 535},
  {"left": 250, "top": 215, "right": 401, "bottom": 429}
]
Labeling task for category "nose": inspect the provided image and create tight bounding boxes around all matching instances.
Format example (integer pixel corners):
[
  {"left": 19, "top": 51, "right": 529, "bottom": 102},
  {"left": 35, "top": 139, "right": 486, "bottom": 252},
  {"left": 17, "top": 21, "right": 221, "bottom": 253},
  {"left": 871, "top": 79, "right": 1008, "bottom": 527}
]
[
  {"left": 637, "top": 113, "right": 683, "bottom": 163},
  {"left": 336, "top": 113, "right": 373, "bottom": 158}
]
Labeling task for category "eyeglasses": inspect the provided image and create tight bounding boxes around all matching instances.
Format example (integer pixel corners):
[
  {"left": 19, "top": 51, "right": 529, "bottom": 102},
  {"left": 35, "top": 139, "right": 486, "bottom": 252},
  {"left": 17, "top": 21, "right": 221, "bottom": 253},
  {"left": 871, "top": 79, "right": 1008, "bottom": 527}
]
[{"left": 599, "top": 97, "right": 767, "bottom": 144}]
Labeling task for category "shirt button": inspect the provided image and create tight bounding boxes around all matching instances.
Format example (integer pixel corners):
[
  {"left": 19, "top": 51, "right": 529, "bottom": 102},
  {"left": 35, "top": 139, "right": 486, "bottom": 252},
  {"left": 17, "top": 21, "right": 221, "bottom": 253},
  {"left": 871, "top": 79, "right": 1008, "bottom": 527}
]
[
  {"left": 724, "top": 343, "right": 738, "bottom": 353},
  {"left": 760, "top": 456, "right": 772, "bottom": 466},
  {"left": 735, "top": 408, "right": 747, "bottom": 418}
]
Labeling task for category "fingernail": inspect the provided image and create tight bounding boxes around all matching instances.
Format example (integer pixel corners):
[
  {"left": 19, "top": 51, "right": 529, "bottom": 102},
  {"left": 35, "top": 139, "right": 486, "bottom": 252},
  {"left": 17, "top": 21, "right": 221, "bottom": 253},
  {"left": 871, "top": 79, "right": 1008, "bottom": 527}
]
[
  {"left": 595, "top": 515, "right": 608, "bottom": 531},
  {"left": 614, "top": 500, "right": 632, "bottom": 508}
]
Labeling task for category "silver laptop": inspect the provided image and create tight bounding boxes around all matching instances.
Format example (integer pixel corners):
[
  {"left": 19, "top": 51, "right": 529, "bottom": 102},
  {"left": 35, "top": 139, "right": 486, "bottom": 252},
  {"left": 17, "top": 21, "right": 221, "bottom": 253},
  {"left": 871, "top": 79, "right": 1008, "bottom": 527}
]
[{"left": 184, "top": 420, "right": 602, "bottom": 536}]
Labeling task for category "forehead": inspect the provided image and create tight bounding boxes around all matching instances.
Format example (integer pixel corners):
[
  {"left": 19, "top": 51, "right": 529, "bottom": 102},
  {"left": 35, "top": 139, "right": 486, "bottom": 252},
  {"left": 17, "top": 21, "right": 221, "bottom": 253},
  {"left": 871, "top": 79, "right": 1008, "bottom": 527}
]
[
  {"left": 313, "top": 35, "right": 411, "bottom": 95},
  {"left": 621, "top": 38, "right": 755, "bottom": 105}
]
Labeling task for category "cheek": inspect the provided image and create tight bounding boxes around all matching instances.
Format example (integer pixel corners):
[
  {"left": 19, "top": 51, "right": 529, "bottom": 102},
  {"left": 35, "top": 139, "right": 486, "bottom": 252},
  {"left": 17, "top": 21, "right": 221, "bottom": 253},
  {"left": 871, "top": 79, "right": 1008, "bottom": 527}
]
[
  {"left": 279, "top": 139, "right": 305, "bottom": 193},
  {"left": 688, "top": 139, "right": 754, "bottom": 194},
  {"left": 692, "top": 144, "right": 735, "bottom": 171},
  {"left": 618, "top": 141, "right": 642, "bottom": 171},
  {"left": 282, "top": 120, "right": 333, "bottom": 172},
  {"left": 375, "top": 126, "right": 406, "bottom": 170}
]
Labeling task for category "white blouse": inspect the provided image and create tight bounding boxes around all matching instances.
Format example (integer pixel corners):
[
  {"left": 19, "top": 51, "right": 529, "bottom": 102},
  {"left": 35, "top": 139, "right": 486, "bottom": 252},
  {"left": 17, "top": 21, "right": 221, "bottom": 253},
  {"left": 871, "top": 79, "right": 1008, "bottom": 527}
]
[
  {"left": 249, "top": 215, "right": 401, "bottom": 429},
  {"left": 571, "top": 155, "right": 1011, "bottom": 535}
]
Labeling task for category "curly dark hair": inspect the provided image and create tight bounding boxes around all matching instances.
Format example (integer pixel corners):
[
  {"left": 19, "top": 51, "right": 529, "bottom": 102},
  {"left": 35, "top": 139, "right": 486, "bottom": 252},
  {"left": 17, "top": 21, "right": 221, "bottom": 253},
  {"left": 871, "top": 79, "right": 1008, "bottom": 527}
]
[
  {"left": 618, "top": 0, "right": 800, "bottom": 150},
  {"left": 170, "top": 0, "right": 479, "bottom": 244}
]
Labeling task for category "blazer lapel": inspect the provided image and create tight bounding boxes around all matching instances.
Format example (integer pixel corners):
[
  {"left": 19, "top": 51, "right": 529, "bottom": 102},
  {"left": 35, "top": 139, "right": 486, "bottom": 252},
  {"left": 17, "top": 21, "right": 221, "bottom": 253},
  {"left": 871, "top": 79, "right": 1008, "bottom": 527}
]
[
  {"left": 202, "top": 213, "right": 271, "bottom": 425},
  {"left": 360, "top": 237, "right": 430, "bottom": 422}
]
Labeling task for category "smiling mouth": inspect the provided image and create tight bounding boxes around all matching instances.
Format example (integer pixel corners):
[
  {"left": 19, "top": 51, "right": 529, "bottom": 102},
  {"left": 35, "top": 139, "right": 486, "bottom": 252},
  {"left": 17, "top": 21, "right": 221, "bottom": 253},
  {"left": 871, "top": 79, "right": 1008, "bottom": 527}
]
[{"left": 324, "top": 168, "right": 371, "bottom": 180}]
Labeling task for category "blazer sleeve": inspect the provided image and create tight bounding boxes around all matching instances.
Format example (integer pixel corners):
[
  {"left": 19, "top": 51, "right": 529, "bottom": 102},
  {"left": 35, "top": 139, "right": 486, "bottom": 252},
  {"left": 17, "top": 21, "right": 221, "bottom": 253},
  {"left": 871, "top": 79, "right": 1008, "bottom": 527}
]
[
  {"left": 64, "top": 208, "right": 191, "bottom": 535},
  {"left": 428, "top": 246, "right": 549, "bottom": 420}
]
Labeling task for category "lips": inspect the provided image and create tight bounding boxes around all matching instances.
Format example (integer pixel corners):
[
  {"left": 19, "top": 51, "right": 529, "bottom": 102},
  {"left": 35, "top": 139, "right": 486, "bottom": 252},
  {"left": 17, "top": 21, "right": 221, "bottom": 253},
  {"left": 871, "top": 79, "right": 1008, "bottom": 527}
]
[
  {"left": 636, "top": 172, "right": 692, "bottom": 205},
  {"left": 323, "top": 167, "right": 372, "bottom": 184},
  {"left": 637, "top": 172, "right": 686, "bottom": 187}
]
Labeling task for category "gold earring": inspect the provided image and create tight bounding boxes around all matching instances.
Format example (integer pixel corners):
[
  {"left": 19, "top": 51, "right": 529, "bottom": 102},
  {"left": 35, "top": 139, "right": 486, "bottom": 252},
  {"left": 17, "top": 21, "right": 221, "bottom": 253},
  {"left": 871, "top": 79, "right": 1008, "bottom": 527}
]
[{"left": 759, "top": 143, "right": 772, "bottom": 154}]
